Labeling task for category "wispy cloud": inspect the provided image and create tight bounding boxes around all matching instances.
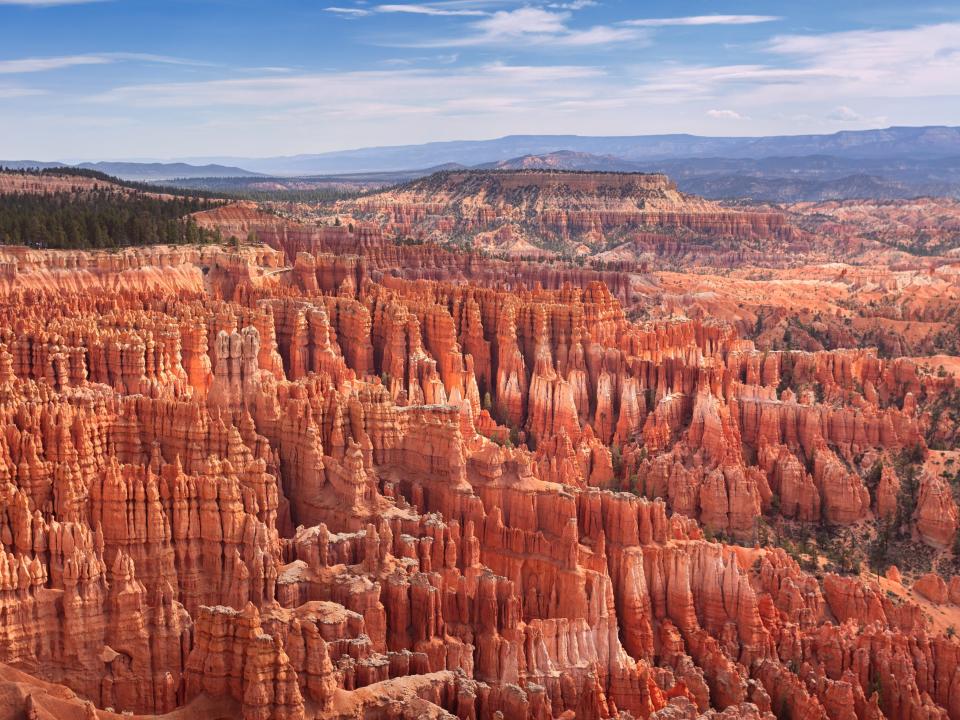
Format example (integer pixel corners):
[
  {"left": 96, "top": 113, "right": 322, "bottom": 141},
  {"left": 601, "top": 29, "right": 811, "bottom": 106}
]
[
  {"left": 0, "top": 85, "right": 45, "bottom": 97},
  {"left": 758, "top": 22, "right": 960, "bottom": 100},
  {"left": 0, "top": 0, "right": 109, "bottom": 5},
  {"left": 325, "top": 2, "right": 489, "bottom": 18},
  {"left": 0, "top": 52, "right": 217, "bottom": 74},
  {"left": 326, "top": 1, "right": 641, "bottom": 47},
  {"left": 828, "top": 105, "right": 861, "bottom": 121},
  {"left": 390, "top": 6, "right": 647, "bottom": 47},
  {"left": 548, "top": 1, "right": 597, "bottom": 8},
  {"left": 623, "top": 15, "right": 780, "bottom": 27},
  {"left": 474, "top": 7, "right": 568, "bottom": 35},
  {"left": 0, "top": 55, "right": 112, "bottom": 73},
  {"left": 615, "top": 22, "right": 960, "bottom": 115},
  {"left": 61, "top": 20, "right": 960, "bottom": 130},
  {"left": 75, "top": 21, "right": 960, "bottom": 130},
  {"left": 247, "top": 66, "right": 296, "bottom": 74},
  {"left": 87, "top": 62, "right": 607, "bottom": 114},
  {"left": 376, "top": 3, "right": 488, "bottom": 16},
  {"left": 707, "top": 108, "right": 748, "bottom": 120},
  {"left": 325, "top": 6, "right": 372, "bottom": 17},
  {"left": 553, "top": 25, "right": 643, "bottom": 46},
  {"left": 106, "top": 52, "right": 218, "bottom": 68},
  {"left": 825, "top": 105, "right": 887, "bottom": 125},
  {"left": 6, "top": 1, "right": 960, "bottom": 158}
]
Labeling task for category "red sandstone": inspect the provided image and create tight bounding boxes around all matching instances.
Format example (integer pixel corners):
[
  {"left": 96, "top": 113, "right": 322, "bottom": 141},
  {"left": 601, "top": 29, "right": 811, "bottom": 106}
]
[{"left": 0, "top": 174, "right": 958, "bottom": 720}]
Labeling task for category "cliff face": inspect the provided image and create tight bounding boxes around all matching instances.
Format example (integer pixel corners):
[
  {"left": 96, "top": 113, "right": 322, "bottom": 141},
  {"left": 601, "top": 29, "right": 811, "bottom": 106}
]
[
  {"left": 333, "top": 170, "right": 804, "bottom": 257},
  {"left": 248, "top": 171, "right": 960, "bottom": 367},
  {"left": 0, "top": 234, "right": 957, "bottom": 720}
]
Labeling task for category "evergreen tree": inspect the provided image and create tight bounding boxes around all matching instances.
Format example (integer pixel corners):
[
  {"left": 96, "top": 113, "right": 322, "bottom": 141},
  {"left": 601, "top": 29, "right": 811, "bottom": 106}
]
[{"left": 0, "top": 189, "right": 224, "bottom": 249}]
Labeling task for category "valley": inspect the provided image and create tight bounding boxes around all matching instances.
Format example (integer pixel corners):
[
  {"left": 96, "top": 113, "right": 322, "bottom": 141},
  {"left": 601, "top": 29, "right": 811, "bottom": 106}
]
[{"left": 0, "top": 167, "right": 959, "bottom": 719}]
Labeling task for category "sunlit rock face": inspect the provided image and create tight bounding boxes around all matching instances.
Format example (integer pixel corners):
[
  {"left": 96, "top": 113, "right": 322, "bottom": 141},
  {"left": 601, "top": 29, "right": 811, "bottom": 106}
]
[
  {"left": 330, "top": 170, "right": 804, "bottom": 262},
  {"left": 0, "top": 187, "right": 958, "bottom": 720}
]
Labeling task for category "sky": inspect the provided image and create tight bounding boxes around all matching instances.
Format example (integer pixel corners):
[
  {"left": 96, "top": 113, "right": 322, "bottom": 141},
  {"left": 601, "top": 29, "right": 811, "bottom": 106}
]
[{"left": 1, "top": 0, "right": 959, "bottom": 161}]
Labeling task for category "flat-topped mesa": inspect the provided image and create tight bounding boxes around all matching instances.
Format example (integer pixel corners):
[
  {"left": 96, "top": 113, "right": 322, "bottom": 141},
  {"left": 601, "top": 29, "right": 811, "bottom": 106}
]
[
  {"left": 222, "top": 207, "right": 640, "bottom": 303},
  {"left": 442, "top": 169, "right": 677, "bottom": 193},
  {"left": 335, "top": 168, "right": 805, "bottom": 258}
]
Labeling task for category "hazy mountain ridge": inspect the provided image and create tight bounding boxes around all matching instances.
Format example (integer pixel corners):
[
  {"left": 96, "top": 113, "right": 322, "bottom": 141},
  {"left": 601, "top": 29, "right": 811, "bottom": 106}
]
[
  {"left": 476, "top": 151, "right": 960, "bottom": 200},
  {"left": 163, "top": 152, "right": 960, "bottom": 202},
  {"left": 0, "top": 160, "right": 261, "bottom": 181},
  {"left": 10, "top": 126, "right": 959, "bottom": 200},
  {"left": 181, "top": 125, "right": 960, "bottom": 175}
]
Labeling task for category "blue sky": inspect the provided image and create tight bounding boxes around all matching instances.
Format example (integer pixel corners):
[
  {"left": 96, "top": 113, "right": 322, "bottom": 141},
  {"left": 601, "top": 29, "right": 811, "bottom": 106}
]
[{"left": 1, "top": 0, "right": 959, "bottom": 160}]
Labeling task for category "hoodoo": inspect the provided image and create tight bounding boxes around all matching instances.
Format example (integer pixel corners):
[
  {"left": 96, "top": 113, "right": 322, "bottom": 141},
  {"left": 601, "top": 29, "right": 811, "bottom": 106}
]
[{"left": 1, "top": 163, "right": 959, "bottom": 718}]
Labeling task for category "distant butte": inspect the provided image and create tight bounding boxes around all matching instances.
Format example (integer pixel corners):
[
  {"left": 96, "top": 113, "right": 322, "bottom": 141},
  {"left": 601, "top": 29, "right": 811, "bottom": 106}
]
[{"left": 333, "top": 169, "right": 801, "bottom": 259}]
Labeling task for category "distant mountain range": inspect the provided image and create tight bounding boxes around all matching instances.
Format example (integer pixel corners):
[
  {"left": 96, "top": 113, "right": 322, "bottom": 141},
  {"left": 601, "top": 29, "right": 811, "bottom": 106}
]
[
  {"left": 484, "top": 151, "right": 960, "bottom": 201},
  {"left": 179, "top": 125, "right": 960, "bottom": 175},
  {"left": 5, "top": 126, "right": 960, "bottom": 200},
  {"left": 172, "top": 151, "right": 960, "bottom": 202},
  {"left": 0, "top": 160, "right": 260, "bottom": 181},
  {"left": 476, "top": 150, "right": 645, "bottom": 172}
]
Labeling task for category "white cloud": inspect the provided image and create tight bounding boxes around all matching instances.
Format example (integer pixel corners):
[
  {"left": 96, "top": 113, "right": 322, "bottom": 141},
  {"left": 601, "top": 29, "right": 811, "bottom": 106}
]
[
  {"left": 0, "top": 55, "right": 111, "bottom": 73},
  {"left": 77, "top": 22, "right": 960, "bottom": 132},
  {"left": 325, "top": 6, "right": 372, "bottom": 17},
  {"left": 393, "top": 6, "right": 645, "bottom": 47},
  {"left": 828, "top": 105, "right": 862, "bottom": 121},
  {"left": 6, "top": 8, "right": 960, "bottom": 157},
  {"left": 327, "top": 2, "right": 638, "bottom": 47},
  {"left": 105, "top": 52, "right": 218, "bottom": 67},
  {"left": 623, "top": 15, "right": 779, "bottom": 27},
  {"left": 617, "top": 22, "right": 960, "bottom": 112},
  {"left": 88, "top": 63, "right": 607, "bottom": 112},
  {"left": 0, "top": 0, "right": 107, "bottom": 4},
  {"left": 0, "top": 85, "right": 45, "bottom": 97},
  {"left": 326, "top": 2, "right": 497, "bottom": 19},
  {"left": 707, "top": 108, "right": 747, "bottom": 120},
  {"left": 0, "top": 52, "right": 216, "bottom": 75},
  {"left": 247, "top": 66, "right": 296, "bottom": 74},
  {"left": 824, "top": 106, "right": 888, "bottom": 125},
  {"left": 554, "top": 25, "right": 646, "bottom": 46},
  {"left": 375, "top": 3, "right": 487, "bottom": 16},
  {"left": 759, "top": 23, "right": 960, "bottom": 100},
  {"left": 473, "top": 7, "right": 569, "bottom": 36}
]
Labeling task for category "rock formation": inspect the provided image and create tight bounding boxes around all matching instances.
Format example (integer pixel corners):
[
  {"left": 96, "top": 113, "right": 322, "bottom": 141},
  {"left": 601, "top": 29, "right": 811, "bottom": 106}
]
[
  {"left": 0, "top": 178, "right": 958, "bottom": 720},
  {"left": 334, "top": 170, "right": 804, "bottom": 260}
]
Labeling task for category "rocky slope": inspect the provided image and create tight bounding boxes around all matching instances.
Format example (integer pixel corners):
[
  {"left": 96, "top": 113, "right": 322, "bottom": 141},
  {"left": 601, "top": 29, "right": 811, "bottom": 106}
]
[
  {"left": 785, "top": 198, "right": 960, "bottom": 257},
  {"left": 336, "top": 170, "right": 803, "bottom": 259},
  {"left": 204, "top": 198, "right": 960, "bottom": 360},
  {"left": 0, "top": 171, "right": 130, "bottom": 196},
  {"left": 0, "top": 217, "right": 957, "bottom": 720},
  {"left": 636, "top": 260, "right": 960, "bottom": 359}
]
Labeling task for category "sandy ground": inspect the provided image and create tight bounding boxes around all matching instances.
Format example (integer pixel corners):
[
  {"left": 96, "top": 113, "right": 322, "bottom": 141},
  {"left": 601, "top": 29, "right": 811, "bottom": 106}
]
[{"left": 870, "top": 572, "right": 960, "bottom": 636}]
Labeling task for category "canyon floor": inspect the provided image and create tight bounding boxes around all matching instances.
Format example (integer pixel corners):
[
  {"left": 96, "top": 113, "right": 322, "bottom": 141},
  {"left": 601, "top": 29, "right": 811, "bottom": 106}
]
[{"left": 1, "top": 169, "right": 960, "bottom": 720}]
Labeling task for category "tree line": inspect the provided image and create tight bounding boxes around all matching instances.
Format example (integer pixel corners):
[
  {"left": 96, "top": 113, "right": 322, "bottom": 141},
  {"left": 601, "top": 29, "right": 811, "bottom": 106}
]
[{"left": 0, "top": 189, "right": 223, "bottom": 249}]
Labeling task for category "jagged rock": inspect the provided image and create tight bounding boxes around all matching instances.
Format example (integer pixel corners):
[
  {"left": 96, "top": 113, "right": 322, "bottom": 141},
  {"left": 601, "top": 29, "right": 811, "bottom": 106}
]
[
  {"left": 0, "top": 212, "right": 954, "bottom": 720},
  {"left": 915, "top": 471, "right": 959, "bottom": 548}
]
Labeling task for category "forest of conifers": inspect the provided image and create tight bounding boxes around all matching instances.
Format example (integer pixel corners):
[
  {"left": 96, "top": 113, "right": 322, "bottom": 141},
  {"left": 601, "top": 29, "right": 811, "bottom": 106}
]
[{"left": 0, "top": 189, "right": 223, "bottom": 249}]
